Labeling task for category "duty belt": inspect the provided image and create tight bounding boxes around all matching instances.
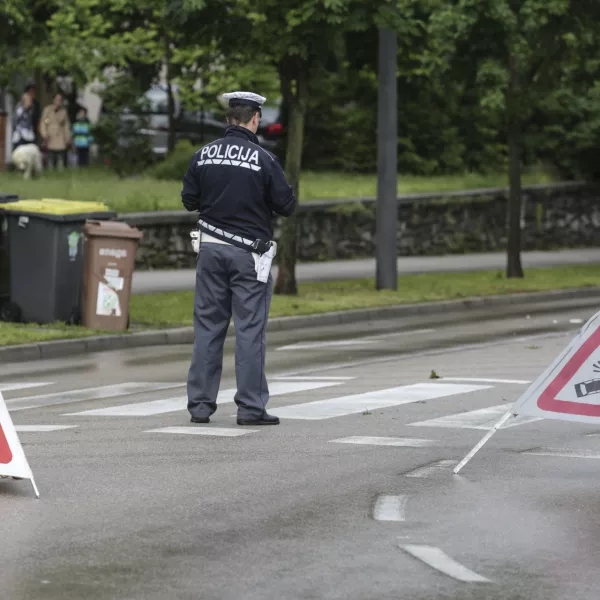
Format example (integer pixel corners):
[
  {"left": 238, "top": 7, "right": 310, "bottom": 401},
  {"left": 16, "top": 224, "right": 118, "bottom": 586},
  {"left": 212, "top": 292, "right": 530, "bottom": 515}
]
[{"left": 198, "top": 219, "right": 273, "bottom": 255}]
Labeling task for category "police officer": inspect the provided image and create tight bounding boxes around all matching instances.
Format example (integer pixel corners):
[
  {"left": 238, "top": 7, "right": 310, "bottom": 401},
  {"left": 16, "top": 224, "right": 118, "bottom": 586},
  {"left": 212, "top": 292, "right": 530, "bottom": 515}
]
[{"left": 181, "top": 91, "right": 296, "bottom": 426}]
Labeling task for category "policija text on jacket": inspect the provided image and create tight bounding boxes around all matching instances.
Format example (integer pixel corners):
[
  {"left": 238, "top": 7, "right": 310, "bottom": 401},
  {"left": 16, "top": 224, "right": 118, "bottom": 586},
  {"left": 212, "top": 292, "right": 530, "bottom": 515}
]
[{"left": 181, "top": 125, "right": 296, "bottom": 240}]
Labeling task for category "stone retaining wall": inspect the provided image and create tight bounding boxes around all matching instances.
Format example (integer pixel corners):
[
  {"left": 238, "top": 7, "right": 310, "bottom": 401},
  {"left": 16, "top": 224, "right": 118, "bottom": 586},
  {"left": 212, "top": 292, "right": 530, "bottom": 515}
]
[{"left": 120, "top": 182, "right": 600, "bottom": 270}]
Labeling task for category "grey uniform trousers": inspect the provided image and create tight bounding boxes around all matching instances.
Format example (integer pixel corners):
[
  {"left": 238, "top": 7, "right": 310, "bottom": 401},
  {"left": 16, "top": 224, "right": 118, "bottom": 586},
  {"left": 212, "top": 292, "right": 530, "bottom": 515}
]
[{"left": 187, "top": 242, "right": 273, "bottom": 420}]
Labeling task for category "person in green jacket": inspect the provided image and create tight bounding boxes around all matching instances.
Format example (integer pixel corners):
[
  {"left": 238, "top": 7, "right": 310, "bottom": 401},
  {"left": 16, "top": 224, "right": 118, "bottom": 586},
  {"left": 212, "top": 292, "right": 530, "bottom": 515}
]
[{"left": 71, "top": 107, "right": 94, "bottom": 167}]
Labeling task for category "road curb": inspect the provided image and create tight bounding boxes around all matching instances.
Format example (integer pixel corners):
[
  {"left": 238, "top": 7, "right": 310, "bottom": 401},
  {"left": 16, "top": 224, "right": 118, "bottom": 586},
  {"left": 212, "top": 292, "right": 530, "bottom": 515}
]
[{"left": 1, "top": 287, "right": 599, "bottom": 363}]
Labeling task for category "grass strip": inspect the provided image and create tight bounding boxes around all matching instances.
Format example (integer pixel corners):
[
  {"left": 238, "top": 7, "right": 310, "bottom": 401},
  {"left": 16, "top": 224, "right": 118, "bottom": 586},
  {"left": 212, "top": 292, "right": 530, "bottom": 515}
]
[
  {"left": 0, "top": 167, "right": 554, "bottom": 213},
  {"left": 1, "top": 264, "right": 597, "bottom": 347},
  {"left": 0, "top": 321, "right": 114, "bottom": 347},
  {"left": 129, "top": 265, "right": 600, "bottom": 327}
]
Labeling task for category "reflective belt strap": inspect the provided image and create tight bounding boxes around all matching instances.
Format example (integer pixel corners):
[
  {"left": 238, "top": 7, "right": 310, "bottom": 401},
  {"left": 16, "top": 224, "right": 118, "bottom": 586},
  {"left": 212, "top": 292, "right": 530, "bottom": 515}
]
[
  {"left": 198, "top": 219, "right": 272, "bottom": 255},
  {"left": 198, "top": 219, "right": 255, "bottom": 247},
  {"left": 200, "top": 232, "right": 231, "bottom": 245}
]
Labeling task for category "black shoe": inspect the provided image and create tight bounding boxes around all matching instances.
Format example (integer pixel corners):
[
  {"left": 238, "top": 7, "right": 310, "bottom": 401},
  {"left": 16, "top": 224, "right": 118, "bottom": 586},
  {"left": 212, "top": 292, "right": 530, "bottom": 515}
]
[
  {"left": 237, "top": 412, "right": 280, "bottom": 426},
  {"left": 190, "top": 416, "right": 210, "bottom": 424}
]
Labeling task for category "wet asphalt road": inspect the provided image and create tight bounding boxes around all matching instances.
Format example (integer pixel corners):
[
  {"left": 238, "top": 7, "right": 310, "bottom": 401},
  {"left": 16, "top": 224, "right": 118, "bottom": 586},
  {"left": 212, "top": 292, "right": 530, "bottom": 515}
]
[{"left": 2, "top": 303, "right": 600, "bottom": 599}]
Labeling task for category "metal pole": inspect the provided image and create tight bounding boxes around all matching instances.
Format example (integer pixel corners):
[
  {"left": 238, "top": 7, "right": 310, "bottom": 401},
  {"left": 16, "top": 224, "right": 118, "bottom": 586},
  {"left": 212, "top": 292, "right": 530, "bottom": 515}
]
[
  {"left": 376, "top": 27, "right": 398, "bottom": 291},
  {"left": 453, "top": 411, "right": 514, "bottom": 474}
]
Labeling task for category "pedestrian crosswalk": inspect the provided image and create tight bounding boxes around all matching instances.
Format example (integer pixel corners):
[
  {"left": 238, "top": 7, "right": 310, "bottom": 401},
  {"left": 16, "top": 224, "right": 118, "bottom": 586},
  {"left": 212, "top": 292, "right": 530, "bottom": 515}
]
[
  {"left": 147, "top": 426, "right": 258, "bottom": 437},
  {"left": 0, "top": 377, "right": 541, "bottom": 437},
  {"left": 7, "top": 383, "right": 183, "bottom": 412},
  {"left": 270, "top": 383, "right": 490, "bottom": 420},
  {"left": 65, "top": 379, "right": 344, "bottom": 417},
  {"left": 409, "top": 404, "right": 541, "bottom": 430}
]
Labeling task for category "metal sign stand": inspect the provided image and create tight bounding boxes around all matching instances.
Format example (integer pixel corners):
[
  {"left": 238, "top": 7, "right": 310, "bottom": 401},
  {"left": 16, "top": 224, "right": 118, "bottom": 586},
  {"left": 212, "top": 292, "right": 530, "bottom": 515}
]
[{"left": 453, "top": 411, "right": 515, "bottom": 474}]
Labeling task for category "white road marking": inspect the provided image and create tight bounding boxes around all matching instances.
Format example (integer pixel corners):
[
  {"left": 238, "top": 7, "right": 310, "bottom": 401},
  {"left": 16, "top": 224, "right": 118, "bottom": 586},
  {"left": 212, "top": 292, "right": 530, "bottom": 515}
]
[
  {"left": 440, "top": 377, "right": 530, "bottom": 384},
  {"left": 330, "top": 436, "right": 435, "bottom": 447},
  {"left": 277, "top": 339, "right": 377, "bottom": 350},
  {"left": 270, "top": 383, "right": 491, "bottom": 420},
  {"left": 521, "top": 448, "right": 600, "bottom": 459},
  {"left": 146, "top": 426, "right": 258, "bottom": 437},
  {"left": 66, "top": 380, "right": 344, "bottom": 417},
  {"left": 273, "top": 376, "right": 355, "bottom": 381},
  {"left": 404, "top": 459, "right": 456, "bottom": 478},
  {"left": 0, "top": 382, "right": 54, "bottom": 393},
  {"left": 401, "top": 544, "right": 490, "bottom": 582},
  {"left": 570, "top": 319, "right": 584, "bottom": 324},
  {"left": 409, "top": 404, "right": 540, "bottom": 430},
  {"left": 373, "top": 495, "right": 408, "bottom": 521},
  {"left": 8, "top": 383, "right": 183, "bottom": 412},
  {"left": 14, "top": 425, "right": 78, "bottom": 432},
  {"left": 276, "top": 329, "right": 435, "bottom": 351}
]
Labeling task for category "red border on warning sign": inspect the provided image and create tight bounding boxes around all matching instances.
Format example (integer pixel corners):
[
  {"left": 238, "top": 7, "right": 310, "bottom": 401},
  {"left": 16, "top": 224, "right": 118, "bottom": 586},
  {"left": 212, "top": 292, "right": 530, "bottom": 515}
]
[
  {"left": 538, "top": 326, "right": 600, "bottom": 416},
  {"left": 0, "top": 424, "right": 13, "bottom": 464}
]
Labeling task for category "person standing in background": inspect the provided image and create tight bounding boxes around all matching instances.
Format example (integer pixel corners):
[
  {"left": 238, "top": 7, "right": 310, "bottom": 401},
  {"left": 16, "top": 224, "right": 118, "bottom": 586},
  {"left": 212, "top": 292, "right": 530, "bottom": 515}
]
[
  {"left": 71, "top": 107, "right": 94, "bottom": 167},
  {"left": 23, "top": 83, "right": 41, "bottom": 145},
  {"left": 40, "top": 93, "right": 71, "bottom": 169},
  {"left": 12, "top": 92, "right": 36, "bottom": 150},
  {"left": 11, "top": 91, "right": 43, "bottom": 178}
]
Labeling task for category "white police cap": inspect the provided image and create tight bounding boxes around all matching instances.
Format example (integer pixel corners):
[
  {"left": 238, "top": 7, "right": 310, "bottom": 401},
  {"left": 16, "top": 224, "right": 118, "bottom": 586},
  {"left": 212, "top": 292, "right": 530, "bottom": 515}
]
[{"left": 222, "top": 91, "right": 266, "bottom": 109}]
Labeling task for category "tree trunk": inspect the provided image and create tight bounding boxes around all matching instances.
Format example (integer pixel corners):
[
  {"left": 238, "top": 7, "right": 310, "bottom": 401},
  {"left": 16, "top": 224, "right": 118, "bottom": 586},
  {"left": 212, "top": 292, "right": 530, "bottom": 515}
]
[
  {"left": 34, "top": 69, "right": 52, "bottom": 109},
  {"left": 506, "top": 54, "right": 524, "bottom": 279},
  {"left": 274, "top": 62, "right": 308, "bottom": 296},
  {"left": 164, "top": 32, "right": 176, "bottom": 154}
]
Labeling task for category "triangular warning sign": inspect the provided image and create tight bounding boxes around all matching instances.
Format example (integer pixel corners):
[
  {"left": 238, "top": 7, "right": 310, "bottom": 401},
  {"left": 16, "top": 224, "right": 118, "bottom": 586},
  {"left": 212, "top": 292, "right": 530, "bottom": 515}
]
[
  {"left": 0, "top": 391, "right": 39, "bottom": 497},
  {"left": 512, "top": 310, "right": 600, "bottom": 423}
]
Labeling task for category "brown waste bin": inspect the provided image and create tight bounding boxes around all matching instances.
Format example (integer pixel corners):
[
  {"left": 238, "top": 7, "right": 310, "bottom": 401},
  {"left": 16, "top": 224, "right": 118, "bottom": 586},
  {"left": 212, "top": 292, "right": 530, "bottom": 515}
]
[{"left": 81, "top": 220, "right": 143, "bottom": 331}]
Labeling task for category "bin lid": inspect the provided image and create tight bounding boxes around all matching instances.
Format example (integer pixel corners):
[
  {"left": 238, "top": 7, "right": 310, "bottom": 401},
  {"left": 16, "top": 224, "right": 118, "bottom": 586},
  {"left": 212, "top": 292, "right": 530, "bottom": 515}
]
[
  {"left": 0, "top": 198, "right": 116, "bottom": 222},
  {"left": 84, "top": 219, "right": 143, "bottom": 240}
]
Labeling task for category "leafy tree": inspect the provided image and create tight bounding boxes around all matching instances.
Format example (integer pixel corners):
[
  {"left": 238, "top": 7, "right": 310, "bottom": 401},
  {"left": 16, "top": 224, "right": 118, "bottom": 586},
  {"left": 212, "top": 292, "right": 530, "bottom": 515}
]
[
  {"left": 429, "top": 0, "right": 600, "bottom": 278},
  {"left": 197, "top": 0, "right": 420, "bottom": 295},
  {"left": 217, "top": 0, "right": 373, "bottom": 295}
]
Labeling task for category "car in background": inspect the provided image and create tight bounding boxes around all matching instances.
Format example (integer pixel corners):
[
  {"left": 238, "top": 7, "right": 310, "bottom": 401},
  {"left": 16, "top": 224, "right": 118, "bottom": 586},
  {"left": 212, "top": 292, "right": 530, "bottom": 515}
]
[
  {"left": 110, "top": 85, "right": 284, "bottom": 156},
  {"left": 175, "top": 96, "right": 284, "bottom": 153}
]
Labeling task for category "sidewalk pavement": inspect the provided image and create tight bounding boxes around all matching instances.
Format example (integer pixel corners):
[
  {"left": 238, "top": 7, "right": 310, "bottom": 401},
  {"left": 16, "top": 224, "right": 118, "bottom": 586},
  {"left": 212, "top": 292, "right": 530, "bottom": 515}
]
[{"left": 132, "top": 248, "right": 600, "bottom": 295}]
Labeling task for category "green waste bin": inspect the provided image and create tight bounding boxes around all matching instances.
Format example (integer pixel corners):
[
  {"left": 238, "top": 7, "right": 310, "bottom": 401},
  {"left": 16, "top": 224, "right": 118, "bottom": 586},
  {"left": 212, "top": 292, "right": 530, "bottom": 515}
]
[
  {"left": 0, "top": 193, "right": 19, "bottom": 308},
  {"left": 0, "top": 199, "right": 116, "bottom": 324}
]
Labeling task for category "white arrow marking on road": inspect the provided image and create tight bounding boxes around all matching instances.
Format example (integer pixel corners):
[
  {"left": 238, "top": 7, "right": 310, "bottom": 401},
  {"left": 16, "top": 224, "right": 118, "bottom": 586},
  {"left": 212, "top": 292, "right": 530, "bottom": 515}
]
[
  {"left": 146, "top": 427, "right": 259, "bottom": 437},
  {"left": 401, "top": 544, "right": 490, "bottom": 582},
  {"left": 0, "top": 382, "right": 54, "bottom": 393},
  {"left": 404, "top": 459, "right": 456, "bottom": 478},
  {"left": 276, "top": 329, "right": 435, "bottom": 351},
  {"left": 373, "top": 495, "right": 408, "bottom": 521},
  {"left": 14, "top": 425, "right": 78, "bottom": 432},
  {"left": 330, "top": 436, "right": 435, "bottom": 447},
  {"left": 409, "top": 404, "right": 541, "bottom": 430},
  {"left": 270, "top": 383, "right": 490, "bottom": 420},
  {"left": 66, "top": 380, "right": 345, "bottom": 417},
  {"left": 8, "top": 383, "right": 184, "bottom": 412}
]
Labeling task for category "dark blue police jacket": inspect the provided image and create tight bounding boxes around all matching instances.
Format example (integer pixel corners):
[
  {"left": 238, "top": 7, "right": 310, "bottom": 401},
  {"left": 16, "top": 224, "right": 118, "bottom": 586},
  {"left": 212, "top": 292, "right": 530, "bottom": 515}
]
[{"left": 181, "top": 125, "right": 296, "bottom": 242}]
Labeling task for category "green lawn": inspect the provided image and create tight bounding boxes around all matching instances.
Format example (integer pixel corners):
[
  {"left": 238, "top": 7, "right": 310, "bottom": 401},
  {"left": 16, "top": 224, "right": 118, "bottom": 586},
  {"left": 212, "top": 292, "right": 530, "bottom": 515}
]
[
  {"left": 129, "top": 265, "right": 600, "bottom": 327},
  {"left": 0, "top": 321, "right": 112, "bottom": 346},
  {"left": 0, "top": 166, "right": 554, "bottom": 214},
  {"left": 1, "top": 264, "right": 597, "bottom": 347}
]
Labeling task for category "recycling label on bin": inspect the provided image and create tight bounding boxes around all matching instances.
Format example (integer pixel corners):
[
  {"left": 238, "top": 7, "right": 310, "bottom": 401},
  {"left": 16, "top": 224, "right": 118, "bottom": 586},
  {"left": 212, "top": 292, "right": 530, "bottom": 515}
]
[{"left": 67, "top": 232, "right": 80, "bottom": 261}]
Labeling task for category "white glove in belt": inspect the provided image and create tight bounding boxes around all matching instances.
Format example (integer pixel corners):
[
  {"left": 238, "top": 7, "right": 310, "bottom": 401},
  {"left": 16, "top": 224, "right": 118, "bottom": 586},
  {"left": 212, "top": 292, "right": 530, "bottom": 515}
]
[{"left": 254, "top": 242, "right": 277, "bottom": 283}]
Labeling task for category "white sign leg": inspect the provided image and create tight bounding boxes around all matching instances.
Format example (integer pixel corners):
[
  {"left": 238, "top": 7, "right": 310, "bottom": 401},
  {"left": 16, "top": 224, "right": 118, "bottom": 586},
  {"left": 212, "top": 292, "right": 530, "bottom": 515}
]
[{"left": 454, "top": 411, "right": 514, "bottom": 474}]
